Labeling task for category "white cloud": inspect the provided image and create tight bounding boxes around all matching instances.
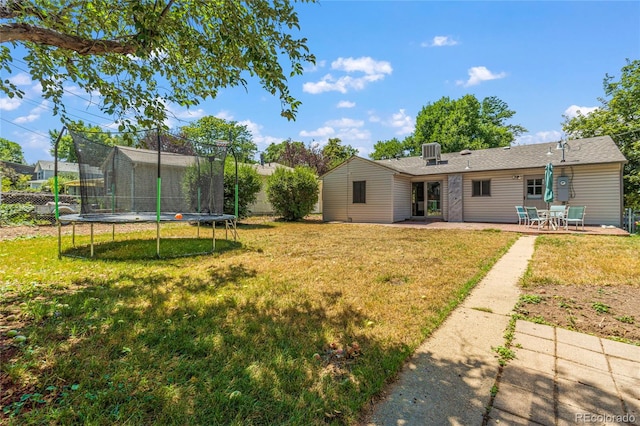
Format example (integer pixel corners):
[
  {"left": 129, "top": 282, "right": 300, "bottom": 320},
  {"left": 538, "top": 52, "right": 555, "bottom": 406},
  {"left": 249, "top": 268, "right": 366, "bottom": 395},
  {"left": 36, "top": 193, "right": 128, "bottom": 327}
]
[
  {"left": 331, "top": 57, "right": 392, "bottom": 75},
  {"left": 368, "top": 112, "right": 381, "bottom": 123},
  {"left": 335, "top": 127, "right": 371, "bottom": 142},
  {"left": 299, "top": 126, "right": 335, "bottom": 138},
  {"left": 240, "top": 119, "right": 282, "bottom": 150},
  {"left": 563, "top": 105, "right": 598, "bottom": 119},
  {"left": 422, "top": 36, "right": 458, "bottom": 47},
  {"left": 303, "top": 56, "right": 392, "bottom": 94},
  {"left": 9, "top": 72, "right": 33, "bottom": 86},
  {"left": 325, "top": 118, "right": 364, "bottom": 128},
  {"left": 215, "top": 110, "right": 234, "bottom": 121},
  {"left": 337, "top": 100, "right": 356, "bottom": 108},
  {"left": 12, "top": 130, "right": 52, "bottom": 163},
  {"left": 456, "top": 66, "right": 507, "bottom": 87},
  {"left": 13, "top": 101, "right": 49, "bottom": 124},
  {"left": 0, "top": 96, "right": 22, "bottom": 111},
  {"left": 387, "top": 109, "right": 414, "bottom": 135},
  {"left": 515, "top": 130, "right": 564, "bottom": 145},
  {"left": 163, "top": 102, "right": 206, "bottom": 128},
  {"left": 304, "top": 60, "right": 326, "bottom": 73}
]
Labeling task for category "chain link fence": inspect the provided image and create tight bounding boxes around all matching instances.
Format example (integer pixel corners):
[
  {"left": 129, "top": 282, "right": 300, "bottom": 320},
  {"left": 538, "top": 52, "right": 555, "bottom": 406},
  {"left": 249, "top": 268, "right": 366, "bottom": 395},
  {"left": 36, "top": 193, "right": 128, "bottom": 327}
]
[
  {"left": 0, "top": 192, "right": 79, "bottom": 226},
  {"left": 623, "top": 208, "right": 638, "bottom": 234}
]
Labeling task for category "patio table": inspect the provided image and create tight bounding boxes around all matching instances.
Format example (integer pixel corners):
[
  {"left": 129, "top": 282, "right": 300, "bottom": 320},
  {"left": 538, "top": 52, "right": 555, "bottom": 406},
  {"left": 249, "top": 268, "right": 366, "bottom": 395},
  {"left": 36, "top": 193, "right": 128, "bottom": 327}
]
[{"left": 537, "top": 210, "right": 561, "bottom": 230}]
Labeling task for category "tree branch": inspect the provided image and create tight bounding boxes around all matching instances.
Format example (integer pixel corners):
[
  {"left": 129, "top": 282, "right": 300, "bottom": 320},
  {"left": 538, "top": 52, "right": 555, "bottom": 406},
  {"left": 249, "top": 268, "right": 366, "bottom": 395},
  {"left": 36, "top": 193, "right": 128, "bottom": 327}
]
[{"left": 0, "top": 23, "right": 138, "bottom": 55}]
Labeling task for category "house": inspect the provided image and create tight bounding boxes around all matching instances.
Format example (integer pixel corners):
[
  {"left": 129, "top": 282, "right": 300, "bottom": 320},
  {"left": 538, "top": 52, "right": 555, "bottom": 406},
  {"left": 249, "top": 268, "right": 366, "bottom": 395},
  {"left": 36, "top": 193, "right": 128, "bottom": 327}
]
[
  {"left": 29, "top": 160, "right": 79, "bottom": 189},
  {"left": 321, "top": 136, "right": 627, "bottom": 227}
]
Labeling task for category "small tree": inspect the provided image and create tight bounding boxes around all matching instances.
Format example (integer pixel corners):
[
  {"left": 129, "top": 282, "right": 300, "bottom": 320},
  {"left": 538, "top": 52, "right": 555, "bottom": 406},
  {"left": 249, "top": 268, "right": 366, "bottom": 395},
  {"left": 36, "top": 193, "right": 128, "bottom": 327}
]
[
  {"left": 224, "top": 162, "right": 261, "bottom": 218},
  {"left": 267, "top": 166, "right": 319, "bottom": 221}
]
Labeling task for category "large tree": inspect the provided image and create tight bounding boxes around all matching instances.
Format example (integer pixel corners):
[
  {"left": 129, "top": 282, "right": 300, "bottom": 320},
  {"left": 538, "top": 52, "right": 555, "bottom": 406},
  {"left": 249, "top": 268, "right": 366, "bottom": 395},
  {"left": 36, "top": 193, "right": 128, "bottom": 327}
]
[
  {"left": 562, "top": 59, "right": 640, "bottom": 209},
  {"left": 370, "top": 137, "right": 408, "bottom": 160},
  {"left": 49, "top": 121, "right": 124, "bottom": 162},
  {"left": 0, "top": 0, "right": 315, "bottom": 130},
  {"left": 410, "top": 95, "right": 526, "bottom": 154},
  {"left": 321, "top": 137, "right": 357, "bottom": 169},
  {"left": 263, "top": 139, "right": 329, "bottom": 175},
  {"left": 181, "top": 116, "right": 258, "bottom": 163},
  {"left": 0, "top": 137, "right": 25, "bottom": 163}
]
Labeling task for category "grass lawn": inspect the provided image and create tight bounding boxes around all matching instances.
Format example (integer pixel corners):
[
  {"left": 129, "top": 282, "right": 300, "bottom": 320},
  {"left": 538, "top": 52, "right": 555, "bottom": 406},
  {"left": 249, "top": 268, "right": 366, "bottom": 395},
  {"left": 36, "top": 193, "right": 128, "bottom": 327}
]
[{"left": 0, "top": 221, "right": 518, "bottom": 424}]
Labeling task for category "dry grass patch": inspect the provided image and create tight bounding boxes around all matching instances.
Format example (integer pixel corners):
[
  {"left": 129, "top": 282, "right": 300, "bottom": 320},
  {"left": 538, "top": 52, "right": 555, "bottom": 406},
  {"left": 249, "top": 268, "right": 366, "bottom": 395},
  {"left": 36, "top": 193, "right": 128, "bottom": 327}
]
[
  {"left": 523, "top": 235, "right": 640, "bottom": 287},
  {"left": 1, "top": 220, "right": 516, "bottom": 424}
]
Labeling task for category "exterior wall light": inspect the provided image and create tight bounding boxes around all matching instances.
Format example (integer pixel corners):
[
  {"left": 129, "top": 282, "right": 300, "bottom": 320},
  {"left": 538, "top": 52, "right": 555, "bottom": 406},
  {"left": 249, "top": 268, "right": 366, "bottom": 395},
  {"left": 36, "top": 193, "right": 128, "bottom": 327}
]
[{"left": 556, "top": 140, "right": 570, "bottom": 162}]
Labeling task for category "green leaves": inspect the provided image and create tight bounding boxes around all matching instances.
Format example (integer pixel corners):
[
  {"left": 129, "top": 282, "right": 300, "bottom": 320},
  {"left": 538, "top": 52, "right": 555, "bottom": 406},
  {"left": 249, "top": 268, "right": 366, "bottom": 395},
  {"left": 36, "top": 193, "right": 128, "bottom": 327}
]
[
  {"left": 266, "top": 166, "right": 319, "bottom": 221},
  {"left": 411, "top": 94, "right": 526, "bottom": 154},
  {"left": 1, "top": 0, "right": 316, "bottom": 130},
  {"left": 562, "top": 59, "right": 640, "bottom": 209}
]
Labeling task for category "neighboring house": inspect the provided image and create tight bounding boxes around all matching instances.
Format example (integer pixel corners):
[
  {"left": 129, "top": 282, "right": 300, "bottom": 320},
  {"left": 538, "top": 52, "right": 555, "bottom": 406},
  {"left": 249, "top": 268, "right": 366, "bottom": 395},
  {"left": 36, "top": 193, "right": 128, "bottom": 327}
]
[
  {"left": 321, "top": 136, "right": 627, "bottom": 227},
  {"left": 30, "top": 160, "right": 80, "bottom": 189},
  {"left": 248, "top": 162, "right": 323, "bottom": 215}
]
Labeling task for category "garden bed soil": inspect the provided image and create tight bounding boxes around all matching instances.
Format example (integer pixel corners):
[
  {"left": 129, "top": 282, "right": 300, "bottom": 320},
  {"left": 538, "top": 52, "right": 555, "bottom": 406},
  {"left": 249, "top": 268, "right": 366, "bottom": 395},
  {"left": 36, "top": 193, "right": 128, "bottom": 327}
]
[{"left": 516, "top": 284, "right": 640, "bottom": 345}]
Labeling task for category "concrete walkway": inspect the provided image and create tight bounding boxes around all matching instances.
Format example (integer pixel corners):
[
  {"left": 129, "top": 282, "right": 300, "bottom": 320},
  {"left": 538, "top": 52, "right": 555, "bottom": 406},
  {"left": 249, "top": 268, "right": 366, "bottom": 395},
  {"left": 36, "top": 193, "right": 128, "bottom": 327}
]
[
  {"left": 363, "top": 235, "right": 640, "bottom": 425},
  {"left": 491, "top": 321, "right": 639, "bottom": 425}
]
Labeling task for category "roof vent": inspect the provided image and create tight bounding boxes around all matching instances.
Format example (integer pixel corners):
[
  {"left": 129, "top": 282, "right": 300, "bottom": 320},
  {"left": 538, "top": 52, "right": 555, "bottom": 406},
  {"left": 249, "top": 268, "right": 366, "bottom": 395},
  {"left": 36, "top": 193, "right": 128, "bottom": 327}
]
[
  {"left": 421, "top": 143, "right": 441, "bottom": 163},
  {"left": 460, "top": 149, "right": 472, "bottom": 155}
]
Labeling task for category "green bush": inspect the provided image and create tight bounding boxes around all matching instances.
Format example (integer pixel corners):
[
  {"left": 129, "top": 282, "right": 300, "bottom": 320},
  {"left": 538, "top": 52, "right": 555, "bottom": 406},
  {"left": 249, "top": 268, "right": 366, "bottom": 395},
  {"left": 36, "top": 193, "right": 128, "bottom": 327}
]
[
  {"left": 266, "top": 166, "right": 319, "bottom": 221},
  {"left": 0, "top": 203, "right": 35, "bottom": 226},
  {"left": 224, "top": 162, "right": 261, "bottom": 218}
]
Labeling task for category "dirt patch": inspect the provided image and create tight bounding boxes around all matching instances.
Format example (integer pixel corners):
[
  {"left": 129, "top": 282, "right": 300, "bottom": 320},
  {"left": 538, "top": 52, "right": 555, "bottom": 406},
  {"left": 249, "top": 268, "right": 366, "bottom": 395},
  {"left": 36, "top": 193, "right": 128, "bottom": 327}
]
[{"left": 517, "top": 284, "right": 640, "bottom": 345}]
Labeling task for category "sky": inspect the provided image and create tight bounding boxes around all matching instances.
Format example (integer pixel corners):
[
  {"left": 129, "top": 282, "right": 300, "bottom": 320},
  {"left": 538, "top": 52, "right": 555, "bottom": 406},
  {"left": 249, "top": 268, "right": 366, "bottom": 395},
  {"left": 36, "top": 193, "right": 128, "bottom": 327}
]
[{"left": 1, "top": 1, "right": 639, "bottom": 165}]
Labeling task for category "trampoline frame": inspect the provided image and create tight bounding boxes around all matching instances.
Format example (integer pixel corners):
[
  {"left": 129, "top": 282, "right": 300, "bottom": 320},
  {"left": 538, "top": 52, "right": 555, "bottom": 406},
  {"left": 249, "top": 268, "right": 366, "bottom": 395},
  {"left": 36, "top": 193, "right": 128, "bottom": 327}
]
[
  {"left": 53, "top": 127, "right": 240, "bottom": 259},
  {"left": 58, "top": 213, "right": 237, "bottom": 258}
]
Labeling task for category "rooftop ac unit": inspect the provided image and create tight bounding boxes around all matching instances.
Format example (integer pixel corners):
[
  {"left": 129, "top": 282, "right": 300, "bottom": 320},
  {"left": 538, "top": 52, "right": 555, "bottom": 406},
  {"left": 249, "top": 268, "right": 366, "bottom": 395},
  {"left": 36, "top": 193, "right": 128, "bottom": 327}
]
[{"left": 422, "top": 143, "right": 441, "bottom": 162}]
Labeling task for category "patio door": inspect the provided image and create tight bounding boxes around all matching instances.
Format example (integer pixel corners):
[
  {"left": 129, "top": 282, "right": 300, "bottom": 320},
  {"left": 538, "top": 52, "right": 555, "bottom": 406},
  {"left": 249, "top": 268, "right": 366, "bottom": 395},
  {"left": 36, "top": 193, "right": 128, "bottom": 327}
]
[
  {"left": 412, "top": 182, "right": 424, "bottom": 216},
  {"left": 426, "top": 181, "right": 442, "bottom": 217}
]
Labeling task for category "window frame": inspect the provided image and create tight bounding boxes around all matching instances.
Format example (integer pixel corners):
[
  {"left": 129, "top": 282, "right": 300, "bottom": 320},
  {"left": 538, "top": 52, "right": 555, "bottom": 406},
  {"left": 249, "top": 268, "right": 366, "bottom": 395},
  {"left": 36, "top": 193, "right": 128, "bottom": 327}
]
[
  {"left": 526, "top": 178, "right": 543, "bottom": 200},
  {"left": 471, "top": 179, "right": 491, "bottom": 197},
  {"left": 352, "top": 180, "right": 366, "bottom": 204}
]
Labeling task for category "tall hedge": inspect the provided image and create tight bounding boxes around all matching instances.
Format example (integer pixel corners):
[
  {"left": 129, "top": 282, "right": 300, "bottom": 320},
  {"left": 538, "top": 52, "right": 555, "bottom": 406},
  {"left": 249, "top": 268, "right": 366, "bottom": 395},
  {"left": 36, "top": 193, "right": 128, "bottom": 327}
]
[{"left": 266, "top": 166, "right": 319, "bottom": 221}]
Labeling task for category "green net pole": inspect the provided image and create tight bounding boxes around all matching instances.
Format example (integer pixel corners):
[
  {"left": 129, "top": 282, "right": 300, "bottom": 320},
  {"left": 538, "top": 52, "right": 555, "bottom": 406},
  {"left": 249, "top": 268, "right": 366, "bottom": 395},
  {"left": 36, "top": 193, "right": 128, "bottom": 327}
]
[
  {"left": 197, "top": 187, "right": 201, "bottom": 213},
  {"left": 156, "top": 129, "right": 161, "bottom": 258}
]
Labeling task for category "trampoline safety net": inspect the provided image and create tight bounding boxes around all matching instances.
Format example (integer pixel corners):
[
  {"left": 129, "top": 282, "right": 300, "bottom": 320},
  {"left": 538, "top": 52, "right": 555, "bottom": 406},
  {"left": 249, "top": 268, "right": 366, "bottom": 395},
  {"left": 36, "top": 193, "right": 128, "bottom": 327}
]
[{"left": 69, "top": 129, "right": 228, "bottom": 217}]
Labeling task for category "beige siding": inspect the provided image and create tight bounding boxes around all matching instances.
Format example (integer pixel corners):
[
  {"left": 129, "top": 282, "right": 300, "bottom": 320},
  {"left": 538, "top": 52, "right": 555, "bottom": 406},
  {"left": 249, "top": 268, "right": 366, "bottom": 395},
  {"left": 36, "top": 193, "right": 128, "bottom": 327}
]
[
  {"left": 560, "top": 163, "right": 623, "bottom": 226},
  {"left": 322, "top": 158, "right": 395, "bottom": 223},
  {"left": 322, "top": 163, "right": 349, "bottom": 221},
  {"left": 392, "top": 176, "right": 412, "bottom": 222},
  {"left": 462, "top": 164, "right": 623, "bottom": 226}
]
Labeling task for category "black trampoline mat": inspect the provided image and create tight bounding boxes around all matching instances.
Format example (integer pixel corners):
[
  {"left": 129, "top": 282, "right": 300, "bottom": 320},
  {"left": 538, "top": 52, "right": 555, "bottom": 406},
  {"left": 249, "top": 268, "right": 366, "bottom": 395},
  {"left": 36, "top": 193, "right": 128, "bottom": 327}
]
[{"left": 59, "top": 213, "right": 236, "bottom": 224}]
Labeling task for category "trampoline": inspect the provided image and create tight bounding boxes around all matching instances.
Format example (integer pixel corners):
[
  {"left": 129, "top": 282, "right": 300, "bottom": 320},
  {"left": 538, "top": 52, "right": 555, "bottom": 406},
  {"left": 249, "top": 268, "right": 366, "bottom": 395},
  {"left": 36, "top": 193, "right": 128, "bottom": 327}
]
[{"left": 53, "top": 128, "right": 239, "bottom": 258}]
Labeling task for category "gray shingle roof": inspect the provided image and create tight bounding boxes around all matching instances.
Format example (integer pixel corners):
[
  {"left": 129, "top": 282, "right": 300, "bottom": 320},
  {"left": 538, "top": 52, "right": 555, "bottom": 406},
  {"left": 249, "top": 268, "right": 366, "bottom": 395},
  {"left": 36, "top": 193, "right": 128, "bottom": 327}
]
[
  {"left": 374, "top": 136, "right": 626, "bottom": 176},
  {"left": 115, "top": 146, "right": 198, "bottom": 167},
  {"left": 36, "top": 160, "right": 79, "bottom": 173}
]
